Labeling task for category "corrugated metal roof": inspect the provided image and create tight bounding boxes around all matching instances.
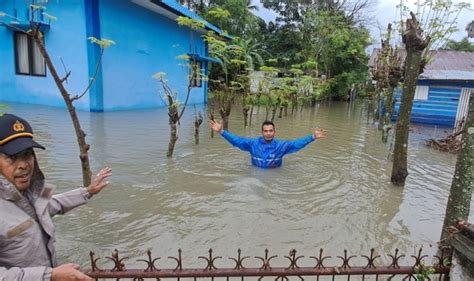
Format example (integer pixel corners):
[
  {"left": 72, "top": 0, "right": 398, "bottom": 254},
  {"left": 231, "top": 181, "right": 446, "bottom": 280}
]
[
  {"left": 419, "top": 70, "right": 474, "bottom": 80},
  {"left": 369, "top": 49, "right": 474, "bottom": 81}
]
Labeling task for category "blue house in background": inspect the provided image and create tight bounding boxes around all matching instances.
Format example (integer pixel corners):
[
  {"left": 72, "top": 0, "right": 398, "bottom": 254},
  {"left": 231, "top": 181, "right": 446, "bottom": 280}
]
[
  {"left": 0, "top": 0, "right": 225, "bottom": 111},
  {"left": 369, "top": 50, "right": 474, "bottom": 129}
]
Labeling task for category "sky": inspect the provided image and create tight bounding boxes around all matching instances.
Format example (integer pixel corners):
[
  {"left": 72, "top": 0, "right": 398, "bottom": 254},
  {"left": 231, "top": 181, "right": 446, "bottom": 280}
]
[{"left": 253, "top": 0, "right": 473, "bottom": 50}]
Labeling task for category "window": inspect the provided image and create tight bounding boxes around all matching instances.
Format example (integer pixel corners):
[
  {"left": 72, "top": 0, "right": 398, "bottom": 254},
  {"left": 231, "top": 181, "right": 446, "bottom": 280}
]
[
  {"left": 14, "top": 32, "right": 46, "bottom": 76},
  {"left": 190, "top": 61, "right": 202, "bottom": 88},
  {"left": 414, "top": 85, "right": 429, "bottom": 100}
]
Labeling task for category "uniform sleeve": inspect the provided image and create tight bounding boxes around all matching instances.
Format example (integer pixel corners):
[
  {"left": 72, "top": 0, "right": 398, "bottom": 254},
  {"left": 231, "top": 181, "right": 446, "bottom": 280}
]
[
  {"left": 221, "top": 130, "right": 254, "bottom": 152},
  {"left": 0, "top": 266, "right": 52, "bottom": 281},
  {"left": 48, "top": 188, "right": 90, "bottom": 217},
  {"left": 283, "top": 134, "right": 315, "bottom": 154}
]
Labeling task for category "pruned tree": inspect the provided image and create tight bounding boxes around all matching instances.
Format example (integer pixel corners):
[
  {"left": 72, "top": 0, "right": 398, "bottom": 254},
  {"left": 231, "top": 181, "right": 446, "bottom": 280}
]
[
  {"left": 371, "top": 24, "right": 402, "bottom": 142},
  {"left": 194, "top": 106, "right": 203, "bottom": 144},
  {"left": 153, "top": 54, "right": 202, "bottom": 157},
  {"left": 440, "top": 91, "right": 473, "bottom": 244},
  {"left": 390, "top": 0, "right": 470, "bottom": 186},
  {"left": 391, "top": 12, "right": 431, "bottom": 186},
  {"left": 0, "top": 3, "right": 114, "bottom": 186},
  {"left": 153, "top": 16, "right": 206, "bottom": 158}
]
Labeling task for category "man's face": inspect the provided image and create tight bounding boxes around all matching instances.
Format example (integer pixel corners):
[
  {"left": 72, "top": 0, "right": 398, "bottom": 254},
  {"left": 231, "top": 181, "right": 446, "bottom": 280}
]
[
  {"left": 0, "top": 149, "right": 35, "bottom": 191},
  {"left": 262, "top": 124, "right": 275, "bottom": 142}
]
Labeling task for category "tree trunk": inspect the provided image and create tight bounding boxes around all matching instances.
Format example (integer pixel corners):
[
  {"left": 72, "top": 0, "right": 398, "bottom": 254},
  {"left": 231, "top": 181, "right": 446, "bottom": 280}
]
[
  {"left": 210, "top": 113, "right": 215, "bottom": 138},
  {"left": 278, "top": 107, "right": 283, "bottom": 118},
  {"left": 440, "top": 92, "right": 474, "bottom": 242},
  {"left": 381, "top": 88, "right": 395, "bottom": 143},
  {"left": 33, "top": 31, "right": 92, "bottom": 186},
  {"left": 249, "top": 106, "right": 254, "bottom": 127},
  {"left": 167, "top": 95, "right": 179, "bottom": 158},
  {"left": 194, "top": 113, "right": 203, "bottom": 145},
  {"left": 243, "top": 106, "right": 249, "bottom": 127},
  {"left": 271, "top": 107, "right": 277, "bottom": 122},
  {"left": 391, "top": 12, "right": 430, "bottom": 186},
  {"left": 167, "top": 121, "right": 178, "bottom": 158},
  {"left": 219, "top": 99, "right": 232, "bottom": 130}
]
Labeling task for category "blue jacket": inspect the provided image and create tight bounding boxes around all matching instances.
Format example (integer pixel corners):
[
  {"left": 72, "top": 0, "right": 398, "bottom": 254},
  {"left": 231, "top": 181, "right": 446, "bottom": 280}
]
[{"left": 221, "top": 130, "right": 315, "bottom": 168}]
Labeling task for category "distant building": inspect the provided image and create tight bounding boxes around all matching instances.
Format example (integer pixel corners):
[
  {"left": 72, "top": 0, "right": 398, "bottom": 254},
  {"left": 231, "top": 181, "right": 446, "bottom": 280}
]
[
  {"left": 369, "top": 49, "right": 474, "bottom": 128},
  {"left": 0, "top": 0, "right": 225, "bottom": 111}
]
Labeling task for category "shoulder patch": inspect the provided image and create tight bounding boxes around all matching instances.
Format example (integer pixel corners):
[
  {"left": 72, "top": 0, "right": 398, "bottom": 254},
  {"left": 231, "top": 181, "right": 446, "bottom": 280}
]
[{"left": 6, "top": 219, "right": 34, "bottom": 239}]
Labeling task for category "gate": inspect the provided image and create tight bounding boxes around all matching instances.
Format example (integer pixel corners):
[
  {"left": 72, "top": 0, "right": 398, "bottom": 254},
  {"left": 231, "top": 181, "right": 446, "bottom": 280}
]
[{"left": 85, "top": 247, "right": 450, "bottom": 280}]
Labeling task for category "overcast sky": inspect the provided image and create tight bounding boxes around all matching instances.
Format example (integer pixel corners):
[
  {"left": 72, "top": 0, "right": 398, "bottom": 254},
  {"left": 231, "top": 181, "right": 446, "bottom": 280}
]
[{"left": 253, "top": 0, "right": 473, "bottom": 49}]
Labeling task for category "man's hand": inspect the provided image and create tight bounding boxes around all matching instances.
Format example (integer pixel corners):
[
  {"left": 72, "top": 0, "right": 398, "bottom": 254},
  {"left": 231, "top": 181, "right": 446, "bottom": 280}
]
[
  {"left": 52, "top": 263, "right": 92, "bottom": 281},
  {"left": 314, "top": 128, "right": 327, "bottom": 139},
  {"left": 210, "top": 119, "right": 223, "bottom": 134},
  {"left": 87, "top": 167, "right": 112, "bottom": 195}
]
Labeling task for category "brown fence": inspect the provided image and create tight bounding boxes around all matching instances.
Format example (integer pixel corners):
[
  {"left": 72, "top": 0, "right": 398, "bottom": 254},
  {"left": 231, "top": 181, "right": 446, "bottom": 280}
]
[{"left": 86, "top": 247, "right": 450, "bottom": 280}]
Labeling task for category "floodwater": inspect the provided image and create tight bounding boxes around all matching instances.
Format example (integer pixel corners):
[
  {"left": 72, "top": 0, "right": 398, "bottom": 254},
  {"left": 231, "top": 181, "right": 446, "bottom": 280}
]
[{"left": 5, "top": 101, "right": 473, "bottom": 270}]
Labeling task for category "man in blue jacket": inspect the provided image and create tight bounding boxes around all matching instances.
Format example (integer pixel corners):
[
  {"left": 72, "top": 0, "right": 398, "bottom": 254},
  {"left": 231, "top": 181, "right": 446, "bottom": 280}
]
[{"left": 210, "top": 120, "right": 326, "bottom": 168}]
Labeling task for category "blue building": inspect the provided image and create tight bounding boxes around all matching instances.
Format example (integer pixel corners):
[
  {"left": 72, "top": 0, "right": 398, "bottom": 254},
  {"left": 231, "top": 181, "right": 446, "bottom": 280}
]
[
  {"left": 0, "top": 0, "right": 224, "bottom": 111},
  {"left": 369, "top": 50, "right": 474, "bottom": 128}
]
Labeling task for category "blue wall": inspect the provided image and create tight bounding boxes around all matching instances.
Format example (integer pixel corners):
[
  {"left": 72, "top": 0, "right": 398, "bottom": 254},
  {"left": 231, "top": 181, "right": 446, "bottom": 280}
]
[
  {"left": 98, "top": 0, "right": 207, "bottom": 111},
  {"left": 392, "top": 82, "right": 464, "bottom": 127},
  {"left": 0, "top": 0, "right": 208, "bottom": 111},
  {"left": 0, "top": 0, "right": 91, "bottom": 110}
]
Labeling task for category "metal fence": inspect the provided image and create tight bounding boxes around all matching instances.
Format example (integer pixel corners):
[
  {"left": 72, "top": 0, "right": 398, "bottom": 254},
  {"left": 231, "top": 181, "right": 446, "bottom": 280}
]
[{"left": 85, "top": 247, "right": 450, "bottom": 280}]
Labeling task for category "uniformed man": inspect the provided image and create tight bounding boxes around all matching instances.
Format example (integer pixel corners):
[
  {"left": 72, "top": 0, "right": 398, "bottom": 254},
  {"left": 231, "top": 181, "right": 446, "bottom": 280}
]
[{"left": 0, "top": 113, "right": 112, "bottom": 281}]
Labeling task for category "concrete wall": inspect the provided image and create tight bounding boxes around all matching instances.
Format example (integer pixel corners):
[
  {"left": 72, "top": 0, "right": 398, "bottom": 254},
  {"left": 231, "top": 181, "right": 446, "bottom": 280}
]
[
  {"left": 0, "top": 0, "right": 91, "bottom": 110},
  {"left": 0, "top": 0, "right": 208, "bottom": 111},
  {"left": 98, "top": 0, "right": 207, "bottom": 111}
]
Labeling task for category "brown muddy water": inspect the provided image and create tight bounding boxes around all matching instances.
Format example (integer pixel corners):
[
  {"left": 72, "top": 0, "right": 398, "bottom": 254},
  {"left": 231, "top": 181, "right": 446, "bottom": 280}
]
[{"left": 4, "top": 101, "right": 473, "bottom": 271}]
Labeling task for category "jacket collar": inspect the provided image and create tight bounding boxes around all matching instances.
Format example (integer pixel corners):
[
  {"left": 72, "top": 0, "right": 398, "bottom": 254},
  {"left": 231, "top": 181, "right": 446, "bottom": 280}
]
[{"left": 258, "top": 136, "right": 276, "bottom": 145}]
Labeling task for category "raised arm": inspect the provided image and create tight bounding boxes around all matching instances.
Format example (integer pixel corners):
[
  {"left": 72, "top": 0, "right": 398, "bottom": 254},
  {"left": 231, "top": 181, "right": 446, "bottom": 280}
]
[
  {"left": 210, "top": 120, "right": 253, "bottom": 152},
  {"left": 284, "top": 128, "right": 327, "bottom": 154}
]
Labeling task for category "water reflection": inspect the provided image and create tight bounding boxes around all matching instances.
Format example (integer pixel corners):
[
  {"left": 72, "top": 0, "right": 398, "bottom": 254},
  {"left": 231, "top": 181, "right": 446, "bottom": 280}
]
[{"left": 4, "top": 101, "right": 472, "bottom": 269}]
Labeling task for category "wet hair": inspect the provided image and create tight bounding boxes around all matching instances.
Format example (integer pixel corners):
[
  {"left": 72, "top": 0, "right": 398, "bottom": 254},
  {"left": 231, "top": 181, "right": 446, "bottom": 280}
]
[{"left": 261, "top": 120, "right": 275, "bottom": 131}]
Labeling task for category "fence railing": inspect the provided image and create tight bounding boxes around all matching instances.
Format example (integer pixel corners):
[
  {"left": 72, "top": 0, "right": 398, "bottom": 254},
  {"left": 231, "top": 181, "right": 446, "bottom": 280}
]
[{"left": 85, "top": 247, "right": 451, "bottom": 280}]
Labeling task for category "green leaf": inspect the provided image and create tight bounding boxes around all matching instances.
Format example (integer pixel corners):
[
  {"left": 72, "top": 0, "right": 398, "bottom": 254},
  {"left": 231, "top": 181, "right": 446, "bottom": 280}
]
[
  {"left": 88, "top": 37, "right": 115, "bottom": 48},
  {"left": 176, "top": 54, "right": 190, "bottom": 60},
  {"left": 152, "top": 72, "right": 166, "bottom": 80},
  {"left": 42, "top": 12, "right": 57, "bottom": 21}
]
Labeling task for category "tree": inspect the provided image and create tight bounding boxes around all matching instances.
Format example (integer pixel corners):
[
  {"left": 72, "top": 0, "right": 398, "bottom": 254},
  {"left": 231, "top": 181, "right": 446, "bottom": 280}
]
[
  {"left": 153, "top": 17, "right": 205, "bottom": 158},
  {"left": 261, "top": 0, "right": 375, "bottom": 25},
  {"left": 391, "top": 12, "right": 431, "bottom": 186},
  {"left": 0, "top": 3, "right": 113, "bottom": 186},
  {"left": 440, "top": 91, "right": 473, "bottom": 243},
  {"left": 205, "top": 8, "right": 251, "bottom": 131},
  {"left": 300, "top": 8, "right": 370, "bottom": 98},
  {"left": 371, "top": 24, "right": 402, "bottom": 142},
  {"left": 444, "top": 37, "right": 474, "bottom": 52},
  {"left": 389, "top": 0, "right": 470, "bottom": 186}
]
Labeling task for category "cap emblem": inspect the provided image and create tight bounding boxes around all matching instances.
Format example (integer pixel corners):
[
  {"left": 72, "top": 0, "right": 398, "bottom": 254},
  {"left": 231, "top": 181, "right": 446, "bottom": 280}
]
[{"left": 13, "top": 121, "right": 25, "bottom": 132}]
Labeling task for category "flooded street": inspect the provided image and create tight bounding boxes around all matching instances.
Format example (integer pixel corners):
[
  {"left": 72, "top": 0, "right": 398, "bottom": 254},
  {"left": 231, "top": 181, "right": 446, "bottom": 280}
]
[{"left": 6, "top": 101, "right": 473, "bottom": 269}]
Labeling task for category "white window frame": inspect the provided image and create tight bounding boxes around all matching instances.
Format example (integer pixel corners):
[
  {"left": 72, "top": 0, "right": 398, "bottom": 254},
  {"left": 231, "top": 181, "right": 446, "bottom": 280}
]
[
  {"left": 414, "top": 85, "right": 429, "bottom": 100},
  {"left": 14, "top": 32, "right": 46, "bottom": 76}
]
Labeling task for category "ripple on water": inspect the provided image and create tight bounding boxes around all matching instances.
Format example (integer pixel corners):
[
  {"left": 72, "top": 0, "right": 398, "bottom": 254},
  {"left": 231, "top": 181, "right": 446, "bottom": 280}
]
[{"left": 7, "top": 102, "right": 471, "bottom": 267}]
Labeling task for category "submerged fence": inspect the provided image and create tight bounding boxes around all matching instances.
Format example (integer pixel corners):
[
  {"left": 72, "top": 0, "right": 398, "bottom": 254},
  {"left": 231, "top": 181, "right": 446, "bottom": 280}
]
[{"left": 85, "top": 247, "right": 451, "bottom": 280}]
